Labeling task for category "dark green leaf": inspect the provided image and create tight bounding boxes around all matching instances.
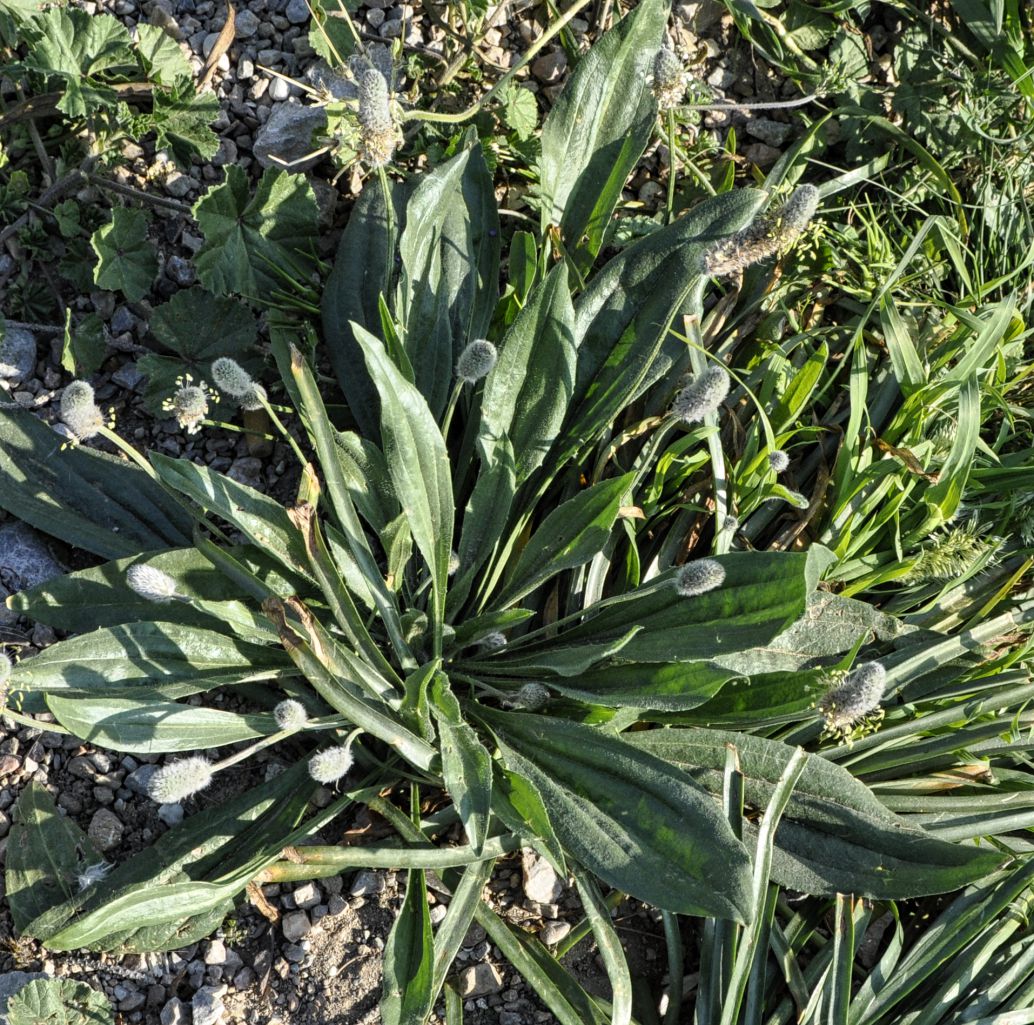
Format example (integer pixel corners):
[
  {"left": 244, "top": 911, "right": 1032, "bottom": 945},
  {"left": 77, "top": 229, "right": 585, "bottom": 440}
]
[
  {"left": 0, "top": 406, "right": 192, "bottom": 559},
  {"left": 381, "top": 870, "right": 435, "bottom": 1025},
  {"left": 431, "top": 675, "right": 492, "bottom": 853},
  {"left": 397, "top": 140, "right": 500, "bottom": 416},
  {"left": 90, "top": 207, "right": 158, "bottom": 302},
  {"left": 546, "top": 659, "right": 735, "bottom": 711},
  {"left": 481, "top": 709, "right": 753, "bottom": 920},
  {"left": 501, "top": 84, "right": 538, "bottom": 141},
  {"left": 10, "top": 622, "right": 291, "bottom": 698},
  {"left": 630, "top": 728, "right": 1004, "bottom": 898},
  {"left": 46, "top": 692, "right": 278, "bottom": 754},
  {"left": 150, "top": 287, "right": 258, "bottom": 361},
  {"left": 193, "top": 165, "right": 318, "bottom": 299},
  {"left": 150, "top": 89, "right": 220, "bottom": 165},
  {"left": 133, "top": 23, "right": 191, "bottom": 86},
  {"left": 321, "top": 177, "right": 409, "bottom": 439},
  {"left": 61, "top": 313, "right": 106, "bottom": 376},
  {"left": 353, "top": 324, "right": 454, "bottom": 631},
  {"left": 492, "top": 474, "right": 632, "bottom": 609},
  {"left": 539, "top": 0, "right": 667, "bottom": 269}
]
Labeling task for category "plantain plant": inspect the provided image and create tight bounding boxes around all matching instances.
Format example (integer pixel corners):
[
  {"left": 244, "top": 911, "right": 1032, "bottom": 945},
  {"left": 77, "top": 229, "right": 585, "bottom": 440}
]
[{"left": 0, "top": 3, "right": 1016, "bottom": 1022}]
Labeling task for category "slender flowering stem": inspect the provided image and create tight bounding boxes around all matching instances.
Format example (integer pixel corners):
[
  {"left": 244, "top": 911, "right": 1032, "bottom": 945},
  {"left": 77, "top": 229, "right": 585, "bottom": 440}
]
[
  {"left": 255, "top": 392, "right": 310, "bottom": 471},
  {"left": 97, "top": 426, "right": 158, "bottom": 479},
  {"left": 666, "top": 108, "right": 678, "bottom": 226}
]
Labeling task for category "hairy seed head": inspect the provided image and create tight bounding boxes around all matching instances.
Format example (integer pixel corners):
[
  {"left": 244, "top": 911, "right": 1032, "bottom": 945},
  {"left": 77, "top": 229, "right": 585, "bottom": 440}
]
[
  {"left": 147, "top": 755, "right": 214, "bottom": 804},
  {"left": 357, "top": 68, "right": 396, "bottom": 167},
  {"left": 60, "top": 381, "right": 105, "bottom": 440},
  {"left": 768, "top": 450, "right": 789, "bottom": 473},
  {"left": 821, "top": 662, "right": 886, "bottom": 731},
  {"left": 126, "top": 564, "right": 180, "bottom": 603},
  {"left": 513, "top": 683, "right": 550, "bottom": 710},
  {"left": 674, "top": 559, "right": 726, "bottom": 597},
  {"left": 211, "top": 358, "right": 266, "bottom": 410},
  {"left": 456, "top": 339, "right": 497, "bottom": 384},
  {"left": 480, "top": 631, "right": 507, "bottom": 653},
  {"left": 274, "top": 699, "right": 309, "bottom": 730},
  {"left": 309, "top": 744, "right": 354, "bottom": 784},
  {"left": 652, "top": 47, "right": 686, "bottom": 111},
  {"left": 671, "top": 366, "right": 730, "bottom": 424},
  {"left": 702, "top": 184, "right": 820, "bottom": 277}
]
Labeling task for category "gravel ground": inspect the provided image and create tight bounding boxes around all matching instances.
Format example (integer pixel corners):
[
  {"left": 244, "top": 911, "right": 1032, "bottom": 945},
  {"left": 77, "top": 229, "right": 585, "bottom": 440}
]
[{"left": 0, "top": 0, "right": 905, "bottom": 1018}]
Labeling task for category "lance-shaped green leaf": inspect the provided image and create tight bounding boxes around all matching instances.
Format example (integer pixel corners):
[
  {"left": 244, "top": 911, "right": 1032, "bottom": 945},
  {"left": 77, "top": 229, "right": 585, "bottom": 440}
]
[
  {"left": 513, "top": 549, "right": 816, "bottom": 664},
  {"left": 539, "top": 0, "right": 667, "bottom": 270},
  {"left": 8, "top": 546, "right": 296, "bottom": 633},
  {"left": 490, "top": 474, "right": 632, "bottom": 609},
  {"left": 151, "top": 453, "right": 314, "bottom": 584},
  {"left": 9, "top": 622, "right": 291, "bottom": 697},
  {"left": 548, "top": 189, "right": 767, "bottom": 473},
  {"left": 396, "top": 140, "right": 500, "bottom": 417},
  {"left": 480, "top": 709, "right": 753, "bottom": 921},
  {"left": 381, "top": 869, "right": 435, "bottom": 1025},
  {"left": 479, "top": 262, "right": 576, "bottom": 486},
  {"left": 430, "top": 674, "right": 492, "bottom": 853},
  {"left": 0, "top": 407, "right": 192, "bottom": 559},
  {"left": 354, "top": 324, "right": 453, "bottom": 638},
  {"left": 629, "top": 728, "right": 1004, "bottom": 898},
  {"left": 322, "top": 177, "right": 410, "bottom": 439},
  {"left": 46, "top": 692, "right": 279, "bottom": 754}
]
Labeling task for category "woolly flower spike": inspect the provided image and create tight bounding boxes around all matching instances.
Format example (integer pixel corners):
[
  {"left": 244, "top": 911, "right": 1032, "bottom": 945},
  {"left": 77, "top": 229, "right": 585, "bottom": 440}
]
[
  {"left": 768, "top": 450, "right": 789, "bottom": 473},
  {"left": 675, "top": 559, "right": 726, "bottom": 597},
  {"left": 60, "top": 381, "right": 105, "bottom": 441},
  {"left": 274, "top": 699, "right": 309, "bottom": 730},
  {"left": 309, "top": 743, "right": 354, "bottom": 785},
  {"left": 210, "top": 357, "right": 266, "bottom": 411},
  {"left": 147, "top": 755, "right": 214, "bottom": 804},
  {"left": 163, "top": 375, "right": 213, "bottom": 435},
  {"left": 652, "top": 46, "right": 686, "bottom": 112},
  {"left": 513, "top": 683, "right": 550, "bottom": 711},
  {"left": 126, "top": 564, "right": 180, "bottom": 603},
  {"left": 821, "top": 662, "right": 887, "bottom": 732},
  {"left": 703, "top": 184, "right": 820, "bottom": 278},
  {"left": 480, "top": 631, "right": 507, "bottom": 653},
  {"left": 357, "top": 68, "right": 397, "bottom": 168},
  {"left": 456, "top": 339, "right": 497, "bottom": 384},
  {"left": 671, "top": 366, "right": 730, "bottom": 424}
]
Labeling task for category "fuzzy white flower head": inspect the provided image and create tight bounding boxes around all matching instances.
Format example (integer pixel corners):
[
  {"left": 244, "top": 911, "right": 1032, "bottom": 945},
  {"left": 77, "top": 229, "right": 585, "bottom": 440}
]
[
  {"left": 674, "top": 559, "right": 726, "bottom": 597},
  {"left": 768, "top": 450, "right": 789, "bottom": 473},
  {"left": 60, "top": 381, "right": 106, "bottom": 441},
  {"left": 652, "top": 46, "right": 686, "bottom": 111},
  {"left": 821, "top": 662, "right": 887, "bottom": 731},
  {"left": 479, "top": 631, "right": 507, "bottom": 653},
  {"left": 163, "top": 375, "right": 213, "bottom": 435},
  {"left": 671, "top": 366, "right": 731, "bottom": 424},
  {"left": 456, "top": 340, "right": 497, "bottom": 384},
  {"left": 703, "top": 184, "right": 820, "bottom": 278},
  {"left": 274, "top": 699, "right": 309, "bottom": 730},
  {"left": 513, "top": 683, "right": 549, "bottom": 710},
  {"left": 309, "top": 743, "right": 354, "bottom": 784},
  {"left": 147, "top": 755, "right": 214, "bottom": 804},
  {"left": 210, "top": 358, "right": 266, "bottom": 411},
  {"left": 126, "top": 564, "right": 180, "bottom": 603},
  {"left": 357, "top": 67, "right": 397, "bottom": 167}
]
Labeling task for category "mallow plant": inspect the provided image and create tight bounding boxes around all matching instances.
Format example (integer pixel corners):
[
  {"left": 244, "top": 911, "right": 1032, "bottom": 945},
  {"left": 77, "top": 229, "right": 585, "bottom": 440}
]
[{"left": 0, "top": 4, "right": 1014, "bottom": 1022}]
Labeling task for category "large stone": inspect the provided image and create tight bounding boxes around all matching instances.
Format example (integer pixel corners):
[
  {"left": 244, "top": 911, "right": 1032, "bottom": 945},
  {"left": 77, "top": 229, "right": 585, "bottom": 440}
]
[
  {"left": 521, "top": 851, "right": 563, "bottom": 904},
  {"left": 0, "top": 327, "right": 37, "bottom": 381},
  {"left": 191, "top": 985, "right": 226, "bottom": 1025},
  {"left": 281, "top": 910, "right": 311, "bottom": 943},
  {"left": 253, "top": 102, "right": 328, "bottom": 172},
  {"left": 457, "top": 963, "right": 504, "bottom": 998},
  {"left": 0, "top": 522, "right": 64, "bottom": 626}
]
